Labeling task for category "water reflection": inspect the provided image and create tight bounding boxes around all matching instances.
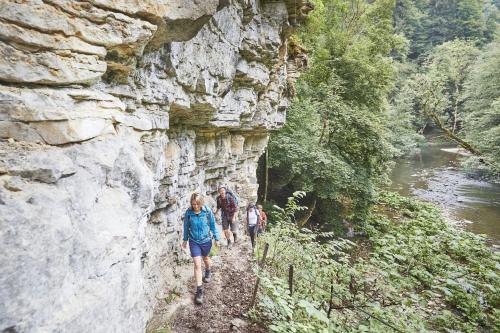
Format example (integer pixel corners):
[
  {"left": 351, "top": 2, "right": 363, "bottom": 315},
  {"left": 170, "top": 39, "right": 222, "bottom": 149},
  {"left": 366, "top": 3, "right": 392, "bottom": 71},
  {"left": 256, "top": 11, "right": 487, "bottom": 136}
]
[{"left": 389, "top": 140, "right": 500, "bottom": 246}]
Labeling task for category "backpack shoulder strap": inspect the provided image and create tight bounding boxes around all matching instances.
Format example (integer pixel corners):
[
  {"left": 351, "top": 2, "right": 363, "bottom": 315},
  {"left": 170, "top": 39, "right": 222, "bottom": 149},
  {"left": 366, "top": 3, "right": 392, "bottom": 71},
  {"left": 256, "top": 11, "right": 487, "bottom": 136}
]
[{"left": 203, "top": 205, "right": 212, "bottom": 225}]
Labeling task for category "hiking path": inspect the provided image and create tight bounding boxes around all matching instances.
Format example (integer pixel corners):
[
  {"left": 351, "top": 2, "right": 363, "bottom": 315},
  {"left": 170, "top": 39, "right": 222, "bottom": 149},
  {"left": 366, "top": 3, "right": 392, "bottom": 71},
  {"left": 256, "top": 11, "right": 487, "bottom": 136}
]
[{"left": 147, "top": 237, "right": 266, "bottom": 333}]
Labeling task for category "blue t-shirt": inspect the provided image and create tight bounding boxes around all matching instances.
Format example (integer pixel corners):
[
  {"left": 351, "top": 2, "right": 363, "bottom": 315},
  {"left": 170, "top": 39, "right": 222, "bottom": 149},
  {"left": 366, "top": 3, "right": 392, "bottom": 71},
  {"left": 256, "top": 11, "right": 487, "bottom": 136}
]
[{"left": 183, "top": 206, "right": 220, "bottom": 244}]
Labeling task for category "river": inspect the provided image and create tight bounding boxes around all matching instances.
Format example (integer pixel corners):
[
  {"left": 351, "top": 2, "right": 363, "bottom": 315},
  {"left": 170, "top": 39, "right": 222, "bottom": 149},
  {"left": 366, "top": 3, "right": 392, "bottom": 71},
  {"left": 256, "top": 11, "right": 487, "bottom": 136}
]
[{"left": 389, "top": 137, "right": 500, "bottom": 248}]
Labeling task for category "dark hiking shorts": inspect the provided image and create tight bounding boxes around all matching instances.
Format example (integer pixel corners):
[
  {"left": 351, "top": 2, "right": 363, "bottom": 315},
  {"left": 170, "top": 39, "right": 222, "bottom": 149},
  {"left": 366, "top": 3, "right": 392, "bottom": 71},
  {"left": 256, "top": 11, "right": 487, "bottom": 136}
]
[
  {"left": 189, "top": 240, "right": 212, "bottom": 257},
  {"left": 222, "top": 214, "right": 238, "bottom": 232}
]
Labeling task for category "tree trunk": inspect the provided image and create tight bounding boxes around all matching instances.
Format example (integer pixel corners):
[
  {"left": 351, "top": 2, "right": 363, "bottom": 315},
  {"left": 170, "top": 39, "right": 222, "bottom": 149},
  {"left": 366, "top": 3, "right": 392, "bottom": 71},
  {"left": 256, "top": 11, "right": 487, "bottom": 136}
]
[
  {"left": 263, "top": 148, "right": 269, "bottom": 203},
  {"left": 297, "top": 198, "right": 317, "bottom": 228},
  {"left": 452, "top": 83, "right": 459, "bottom": 133},
  {"left": 429, "top": 113, "right": 481, "bottom": 155}
]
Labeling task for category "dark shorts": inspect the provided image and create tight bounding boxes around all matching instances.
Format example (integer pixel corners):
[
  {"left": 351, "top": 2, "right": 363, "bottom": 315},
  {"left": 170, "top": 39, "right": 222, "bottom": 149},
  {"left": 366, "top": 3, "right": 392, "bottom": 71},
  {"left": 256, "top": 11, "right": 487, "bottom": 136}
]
[
  {"left": 189, "top": 240, "right": 212, "bottom": 257},
  {"left": 222, "top": 214, "right": 237, "bottom": 232}
]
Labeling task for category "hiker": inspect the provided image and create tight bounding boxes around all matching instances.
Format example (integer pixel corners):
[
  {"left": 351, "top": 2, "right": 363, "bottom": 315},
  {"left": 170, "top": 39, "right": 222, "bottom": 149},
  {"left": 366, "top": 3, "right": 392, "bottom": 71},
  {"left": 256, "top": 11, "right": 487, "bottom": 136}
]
[
  {"left": 257, "top": 204, "right": 267, "bottom": 233},
  {"left": 244, "top": 203, "right": 260, "bottom": 249},
  {"left": 215, "top": 186, "right": 239, "bottom": 246},
  {"left": 182, "top": 193, "right": 220, "bottom": 305}
]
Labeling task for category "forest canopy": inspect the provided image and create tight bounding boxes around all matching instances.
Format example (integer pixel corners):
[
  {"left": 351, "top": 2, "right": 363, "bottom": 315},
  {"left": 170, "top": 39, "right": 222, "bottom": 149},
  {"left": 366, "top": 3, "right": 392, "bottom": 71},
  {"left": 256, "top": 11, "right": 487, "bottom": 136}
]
[{"left": 265, "top": 0, "right": 500, "bottom": 228}]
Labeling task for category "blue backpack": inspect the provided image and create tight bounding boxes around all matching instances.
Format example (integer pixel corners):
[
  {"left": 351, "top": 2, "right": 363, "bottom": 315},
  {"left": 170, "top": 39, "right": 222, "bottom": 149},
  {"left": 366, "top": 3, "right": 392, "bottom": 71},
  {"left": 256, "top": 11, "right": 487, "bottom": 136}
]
[{"left": 226, "top": 191, "right": 239, "bottom": 207}]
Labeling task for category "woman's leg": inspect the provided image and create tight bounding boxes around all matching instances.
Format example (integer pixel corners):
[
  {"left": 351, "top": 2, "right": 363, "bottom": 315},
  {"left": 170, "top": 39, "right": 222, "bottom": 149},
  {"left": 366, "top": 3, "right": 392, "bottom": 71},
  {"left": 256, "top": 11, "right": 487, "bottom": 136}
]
[
  {"left": 193, "top": 256, "right": 203, "bottom": 287},
  {"left": 189, "top": 241, "right": 206, "bottom": 304},
  {"left": 249, "top": 226, "right": 256, "bottom": 248},
  {"left": 202, "top": 255, "right": 212, "bottom": 282},
  {"left": 202, "top": 255, "right": 211, "bottom": 271}
]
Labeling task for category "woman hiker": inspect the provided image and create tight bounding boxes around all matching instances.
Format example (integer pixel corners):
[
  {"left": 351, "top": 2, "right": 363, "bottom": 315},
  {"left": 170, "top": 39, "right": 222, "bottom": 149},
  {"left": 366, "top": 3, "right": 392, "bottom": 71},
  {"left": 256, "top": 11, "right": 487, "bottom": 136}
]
[
  {"left": 182, "top": 193, "right": 220, "bottom": 304},
  {"left": 244, "top": 203, "right": 261, "bottom": 249}
]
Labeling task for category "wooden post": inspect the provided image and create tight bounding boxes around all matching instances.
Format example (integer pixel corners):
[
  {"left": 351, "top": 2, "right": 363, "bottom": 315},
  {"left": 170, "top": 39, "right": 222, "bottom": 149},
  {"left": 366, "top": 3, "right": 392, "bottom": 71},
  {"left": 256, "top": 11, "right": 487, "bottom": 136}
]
[
  {"left": 327, "top": 280, "right": 334, "bottom": 318},
  {"left": 259, "top": 243, "right": 269, "bottom": 268},
  {"left": 288, "top": 265, "right": 294, "bottom": 296},
  {"left": 251, "top": 243, "right": 270, "bottom": 307}
]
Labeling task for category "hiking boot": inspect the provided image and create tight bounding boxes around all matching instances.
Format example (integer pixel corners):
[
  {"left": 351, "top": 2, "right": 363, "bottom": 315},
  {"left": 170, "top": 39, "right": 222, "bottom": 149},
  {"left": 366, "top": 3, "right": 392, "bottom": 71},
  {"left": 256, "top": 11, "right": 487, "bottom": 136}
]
[
  {"left": 195, "top": 288, "right": 203, "bottom": 305},
  {"left": 233, "top": 233, "right": 238, "bottom": 243},
  {"left": 202, "top": 270, "right": 212, "bottom": 283},
  {"left": 227, "top": 239, "right": 232, "bottom": 248}
]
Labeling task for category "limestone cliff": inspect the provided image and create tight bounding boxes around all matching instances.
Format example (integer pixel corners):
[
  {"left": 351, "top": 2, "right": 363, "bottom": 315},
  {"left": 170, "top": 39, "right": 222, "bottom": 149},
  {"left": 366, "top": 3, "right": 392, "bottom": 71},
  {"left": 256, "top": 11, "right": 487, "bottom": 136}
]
[{"left": 0, "top": 1, "right": 301, "bottom": 332}]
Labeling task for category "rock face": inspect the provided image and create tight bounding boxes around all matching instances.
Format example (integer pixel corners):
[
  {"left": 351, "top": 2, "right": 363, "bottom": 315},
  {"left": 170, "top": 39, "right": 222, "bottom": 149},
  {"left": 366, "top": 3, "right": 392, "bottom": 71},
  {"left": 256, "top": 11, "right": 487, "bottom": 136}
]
[{"left": 0, "top": 0, "right": 296, "bottom": 332}]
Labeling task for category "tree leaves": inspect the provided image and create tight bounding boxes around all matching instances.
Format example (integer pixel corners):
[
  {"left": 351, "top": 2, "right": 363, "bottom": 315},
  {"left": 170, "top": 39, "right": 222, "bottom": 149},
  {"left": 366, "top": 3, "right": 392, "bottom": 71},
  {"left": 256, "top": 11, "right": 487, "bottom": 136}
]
[
  {"left": 255, "top": 192, "right": 500, "bottom": 332},
  {"left": 269, "top": 0, "right": 399, "bottom": 225}
]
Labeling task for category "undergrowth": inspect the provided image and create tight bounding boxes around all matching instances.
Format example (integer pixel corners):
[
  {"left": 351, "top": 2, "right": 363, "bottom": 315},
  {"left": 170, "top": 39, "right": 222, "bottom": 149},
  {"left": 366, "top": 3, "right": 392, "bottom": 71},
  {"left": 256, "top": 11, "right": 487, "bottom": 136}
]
[{"left": 252, "top": 191, "right": 500, "bottom": 332}]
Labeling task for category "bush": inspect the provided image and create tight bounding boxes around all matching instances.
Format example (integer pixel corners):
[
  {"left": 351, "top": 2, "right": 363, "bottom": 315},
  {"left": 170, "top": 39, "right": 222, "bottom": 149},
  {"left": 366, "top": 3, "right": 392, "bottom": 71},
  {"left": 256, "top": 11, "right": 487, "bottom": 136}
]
[{"left": 254, "top": 192, "right": 500, "bottom": 332}]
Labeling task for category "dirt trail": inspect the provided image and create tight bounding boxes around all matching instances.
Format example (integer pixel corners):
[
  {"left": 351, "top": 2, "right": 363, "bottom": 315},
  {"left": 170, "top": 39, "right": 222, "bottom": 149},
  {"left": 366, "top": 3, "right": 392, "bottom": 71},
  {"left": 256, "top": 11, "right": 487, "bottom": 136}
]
[{"left": 148, "top": 238, "right": 266, "bottom": 333}]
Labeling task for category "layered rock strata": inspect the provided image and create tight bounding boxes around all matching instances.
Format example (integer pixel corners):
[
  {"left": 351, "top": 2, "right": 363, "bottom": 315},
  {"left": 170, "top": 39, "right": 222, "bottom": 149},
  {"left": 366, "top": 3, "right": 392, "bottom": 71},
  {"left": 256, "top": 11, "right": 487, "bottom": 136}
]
[{"left": 0, "top": 1, "right": 297, "bottom": 332}]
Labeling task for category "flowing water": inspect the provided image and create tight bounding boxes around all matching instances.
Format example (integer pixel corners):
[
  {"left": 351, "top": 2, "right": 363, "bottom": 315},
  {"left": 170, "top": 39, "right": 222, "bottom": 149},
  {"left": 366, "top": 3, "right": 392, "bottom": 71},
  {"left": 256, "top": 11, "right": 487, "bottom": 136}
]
[{"left": 389, "top": 138, "right": 500, "bottom": 247}]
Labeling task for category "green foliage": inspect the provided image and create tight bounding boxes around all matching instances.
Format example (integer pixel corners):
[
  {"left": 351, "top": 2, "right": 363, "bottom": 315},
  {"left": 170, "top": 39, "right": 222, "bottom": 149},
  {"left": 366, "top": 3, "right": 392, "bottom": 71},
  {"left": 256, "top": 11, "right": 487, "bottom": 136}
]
[
  {"left": 387, "top": 62, "right": 426, "bottom": 156},
  {"left": 152, "top": 325, "right": 173, "bottom": 333},
  {"left": 268, "top": 0, "right": 400, "bottom": 224},
  {"left": 463, "top": 39, "right": 500, "bottom": 174},
  {"left": 255, "top": 192, "right": 500, "bottom": 332},
  {"left": 411, "top": 40, "right": 480, "bottom": 132},
  {"left": 388, "top": 39, "right": 487, "bottom": 160},
  {"left": 390, "top": 37, "right": 499, "bottom": 176},
  {"left": 163, "top": 288, "right": 181, "bottom": 304},
  {"left": 388, "top": 0, "right": 500, "bottom": 175},
  {"left": 389, "top": 0, "right": 499, "bottom": 164},
  {"left": 394, "top": 0, "right": 499, "bottom": 58}
]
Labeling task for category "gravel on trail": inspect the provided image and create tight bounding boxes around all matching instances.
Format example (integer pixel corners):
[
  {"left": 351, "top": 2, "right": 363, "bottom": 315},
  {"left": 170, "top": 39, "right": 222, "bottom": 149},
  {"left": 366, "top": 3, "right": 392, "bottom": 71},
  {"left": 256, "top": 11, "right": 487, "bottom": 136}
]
[{"left": 149, "top": 238, "right": 267, "bottom": 333}]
